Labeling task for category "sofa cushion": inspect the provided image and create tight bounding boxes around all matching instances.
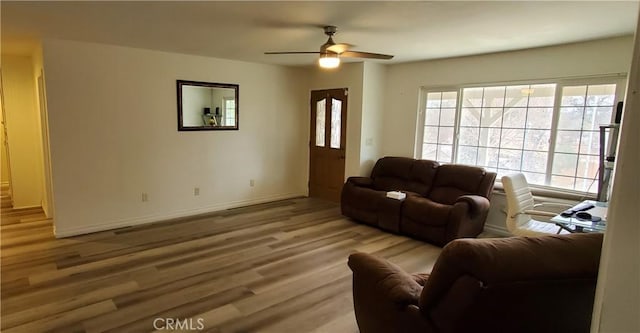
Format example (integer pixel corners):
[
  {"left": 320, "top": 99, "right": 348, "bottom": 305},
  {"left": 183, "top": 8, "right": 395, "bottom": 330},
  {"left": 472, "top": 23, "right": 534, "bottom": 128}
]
[
  {"left": 429, "top": 164, "right": 490, "bottom": 205},
  {"left": 371, "top": 157, "right": 438, "bottom": 195},
  {"left": 341, "top": 184, "right": 387, "bottom": 226},
  {"left": 403, "top": 196, "right": 451, "bottom": 227},
  {"left": 409, "top": 159, "right": 439, "bottom": 194}
]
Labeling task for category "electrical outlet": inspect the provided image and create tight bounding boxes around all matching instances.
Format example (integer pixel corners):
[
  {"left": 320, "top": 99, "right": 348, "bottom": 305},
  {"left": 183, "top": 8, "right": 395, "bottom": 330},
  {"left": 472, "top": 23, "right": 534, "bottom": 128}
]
[
  {"left": 194, "top": 187, "right": 200, "bottom": 196},
  {"left": 249, "top": 179, "right": 255, "bottom": 187},
  {"left": 142, "top": 192, "right": 148, "bottom": 202}
]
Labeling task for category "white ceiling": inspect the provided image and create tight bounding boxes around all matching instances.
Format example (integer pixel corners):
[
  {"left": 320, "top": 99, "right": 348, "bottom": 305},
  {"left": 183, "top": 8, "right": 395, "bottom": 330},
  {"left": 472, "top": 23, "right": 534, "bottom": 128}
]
[{"left": 2, "top": 1, "right": 639, "bottom": 66}]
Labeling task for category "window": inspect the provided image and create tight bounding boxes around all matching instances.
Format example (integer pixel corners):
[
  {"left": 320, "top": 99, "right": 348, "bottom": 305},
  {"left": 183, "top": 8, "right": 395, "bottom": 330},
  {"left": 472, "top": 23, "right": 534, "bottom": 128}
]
[
  {"left": 417, "top": 77, "right": 624, "bottom": 193},
  {"left": 223, "top": 97, "right": 236, "bottom": 126}
]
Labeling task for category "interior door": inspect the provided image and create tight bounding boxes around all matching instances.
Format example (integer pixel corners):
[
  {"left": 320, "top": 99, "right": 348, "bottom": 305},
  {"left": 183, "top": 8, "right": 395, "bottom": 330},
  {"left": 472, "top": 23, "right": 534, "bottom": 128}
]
[{"left": 309, "top": 88, "right": 348, "bottom": 202}]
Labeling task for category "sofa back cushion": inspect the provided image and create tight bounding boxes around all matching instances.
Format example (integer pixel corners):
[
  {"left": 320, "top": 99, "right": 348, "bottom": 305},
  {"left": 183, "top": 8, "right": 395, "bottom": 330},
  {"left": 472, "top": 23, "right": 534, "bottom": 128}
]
[
  {"left": 371, "top": 157, "right": 438, "bottom": 195},
  {"left": 429, "top": 165, "right": 496, "bottom": 205}
]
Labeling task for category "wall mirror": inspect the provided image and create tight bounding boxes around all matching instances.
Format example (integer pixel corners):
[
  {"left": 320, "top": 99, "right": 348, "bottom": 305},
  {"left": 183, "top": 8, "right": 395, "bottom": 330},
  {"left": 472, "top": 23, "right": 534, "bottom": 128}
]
[{"left": 177, "top": 80, "right": 239, "bottom": 131}]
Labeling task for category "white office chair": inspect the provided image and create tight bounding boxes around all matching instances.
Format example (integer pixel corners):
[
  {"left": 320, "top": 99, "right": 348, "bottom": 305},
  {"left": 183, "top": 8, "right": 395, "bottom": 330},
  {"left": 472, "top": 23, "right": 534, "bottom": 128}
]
[{"left": 502, "top": 173, "right": 571, "bottom": 236}]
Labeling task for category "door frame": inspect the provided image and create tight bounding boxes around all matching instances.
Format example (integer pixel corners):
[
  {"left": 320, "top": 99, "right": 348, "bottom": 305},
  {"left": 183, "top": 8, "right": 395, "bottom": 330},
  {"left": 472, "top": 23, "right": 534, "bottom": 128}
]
[
  {"left": 0, "top": 69, "right": 13, "bottom": 202},
  {"left": 308, "top": 88, "right": 348, "bottom": 201}
]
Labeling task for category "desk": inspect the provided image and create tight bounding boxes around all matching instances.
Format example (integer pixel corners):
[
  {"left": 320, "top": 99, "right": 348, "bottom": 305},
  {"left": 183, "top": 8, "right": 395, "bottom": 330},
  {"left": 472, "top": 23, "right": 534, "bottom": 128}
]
[{"left": 551, "top": 200, "right": 607, "bottom": 233}]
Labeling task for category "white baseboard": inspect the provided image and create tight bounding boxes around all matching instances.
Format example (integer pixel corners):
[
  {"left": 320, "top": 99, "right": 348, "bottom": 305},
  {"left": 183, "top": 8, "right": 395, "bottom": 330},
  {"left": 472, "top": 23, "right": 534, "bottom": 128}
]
[
  {"left": 483, "top": 224, "right": 512, "bottom": 237},
  {"left": 9, "top": 204, "right": 41, "bottom": 210},
  {"left": 54, "top": 192, "right": 306, "bottom": 238}
]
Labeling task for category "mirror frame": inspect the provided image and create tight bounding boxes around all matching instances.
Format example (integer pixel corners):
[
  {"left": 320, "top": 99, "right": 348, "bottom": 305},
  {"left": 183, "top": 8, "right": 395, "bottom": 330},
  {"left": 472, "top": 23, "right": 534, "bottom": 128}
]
[{"left": 177, "top": 80, "right": 239, "bottom": 131}]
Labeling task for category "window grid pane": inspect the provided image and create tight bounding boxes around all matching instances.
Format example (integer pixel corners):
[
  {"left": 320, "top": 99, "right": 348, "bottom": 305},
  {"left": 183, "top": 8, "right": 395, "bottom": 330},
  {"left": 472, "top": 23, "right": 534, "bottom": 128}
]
[
  {"left": 315, "top": 99, "right": 326, "bottom": 147},
  {"left": 422, "top": 91, "right": 457, "bottom": 164},
  {"left": 224, "top": 99, "right": 235, "bottom": 126},
  {"left": 550, "top": 84, "right": 615, "bottom": 191},
  {"left": 457, "top": 85, "right": 554, "bottom": 176}
]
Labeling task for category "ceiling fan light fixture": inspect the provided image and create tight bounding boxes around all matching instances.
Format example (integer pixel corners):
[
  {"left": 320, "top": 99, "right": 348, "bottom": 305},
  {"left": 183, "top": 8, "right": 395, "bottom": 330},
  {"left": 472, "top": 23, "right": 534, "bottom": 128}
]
[{"left": 318, "top": 53, "right": 340, "bottom": 69}]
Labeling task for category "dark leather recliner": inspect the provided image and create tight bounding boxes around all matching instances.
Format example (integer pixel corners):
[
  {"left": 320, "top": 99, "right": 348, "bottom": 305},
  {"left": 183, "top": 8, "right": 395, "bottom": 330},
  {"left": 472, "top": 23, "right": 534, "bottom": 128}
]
[
  {"left": 348, "top": 233, "right": 603, "bottom": 333},
  {"left": 341, "top": 157, "right": 496, "bottom": 246}
]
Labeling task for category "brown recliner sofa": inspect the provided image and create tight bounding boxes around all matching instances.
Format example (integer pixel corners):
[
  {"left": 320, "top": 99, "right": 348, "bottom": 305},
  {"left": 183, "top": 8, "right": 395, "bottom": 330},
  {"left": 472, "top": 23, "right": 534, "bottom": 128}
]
[
  {"left": 341, "top": 157, "right": 496, "bottom": 246},
  {"left": 348, "top": 233, "right": 603, "bottom": 333}
]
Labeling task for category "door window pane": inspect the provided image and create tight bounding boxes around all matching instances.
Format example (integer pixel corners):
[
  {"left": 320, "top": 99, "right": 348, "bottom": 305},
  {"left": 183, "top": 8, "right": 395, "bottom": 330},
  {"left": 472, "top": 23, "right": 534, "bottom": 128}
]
[
  {"left": 315, "top": 99, "right": 326, "bottom": 147},
  {"left": 330, "top": 99, "right": 342, "bottom": 148}
]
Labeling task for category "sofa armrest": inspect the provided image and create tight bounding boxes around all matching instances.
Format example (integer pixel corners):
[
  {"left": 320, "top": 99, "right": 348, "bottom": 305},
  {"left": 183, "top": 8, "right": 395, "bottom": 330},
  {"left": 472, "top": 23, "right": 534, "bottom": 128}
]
[
  {"left": 346, "top": 176, "right": 374, "bottom": 188},
  {"left": 441, "top": 195, "right": 491, "bottom": 242},
  {"left": 348, "top": 252, "right": 434, "bottom": 333},
  {"left": 348, "top": 252, "right": 422, "bottom": 307},
  {"left": 455, "top": 195, "right": 490, "bottom": 217}
]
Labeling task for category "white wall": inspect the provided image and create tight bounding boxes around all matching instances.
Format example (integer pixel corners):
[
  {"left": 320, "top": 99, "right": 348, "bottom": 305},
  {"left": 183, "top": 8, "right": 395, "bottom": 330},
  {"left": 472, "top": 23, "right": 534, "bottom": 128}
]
[
  {"left": 1, "top": 109, "right": 10, "bottom": 185},
  {"left": 42, "top": 39, "right": 308, "bottom": 237},
  {"left": 592, "top": 11, "right": 640, "bottom": 332},
  {"left": 381, "top": 36, "right": 635, "bottom": 233},
  {"left": 32, "top": 45, "right": 55, "bottom": 217},
  {"left": 360, "top": 62, "right": 387, "bottom": 175},
  {"left": 382, "top": 36, "right": 635, "bottom": 159},
  {"left": 305, "top": 63, "right": 365, "bottom": 179},
  {"left": 1, "top": 55, "right": 45, "bottom": 208}
]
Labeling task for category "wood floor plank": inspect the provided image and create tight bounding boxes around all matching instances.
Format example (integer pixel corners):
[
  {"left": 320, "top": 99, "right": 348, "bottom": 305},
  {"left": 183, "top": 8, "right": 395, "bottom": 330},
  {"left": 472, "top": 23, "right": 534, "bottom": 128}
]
[
  {"left": 107, "top": 287, "right": 253, "bottom": 333},
  {"left": 2, "top": 300, "right": 117, "bottom": 333},
  {"left": 82, "top": 271, "right": 263, "bottom": 333},
  {"left": 1, "top": 281, "right": 139, "bottom": 329},
  {"left": 1, "top": 197, "right": 444, "bottom": 332}
]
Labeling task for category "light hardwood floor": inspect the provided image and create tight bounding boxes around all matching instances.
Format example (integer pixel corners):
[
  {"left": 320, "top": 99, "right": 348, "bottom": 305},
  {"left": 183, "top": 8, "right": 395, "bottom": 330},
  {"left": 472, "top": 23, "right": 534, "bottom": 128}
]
[{"left": 1, "top": 197, "right": 443, "bottom": 332}]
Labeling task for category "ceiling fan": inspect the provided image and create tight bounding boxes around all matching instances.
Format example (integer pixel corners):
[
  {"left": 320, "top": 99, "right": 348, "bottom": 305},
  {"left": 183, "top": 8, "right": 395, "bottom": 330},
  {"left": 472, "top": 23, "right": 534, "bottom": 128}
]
[{"left": 264, "top": 25, "right": 394, "bottom": 69}]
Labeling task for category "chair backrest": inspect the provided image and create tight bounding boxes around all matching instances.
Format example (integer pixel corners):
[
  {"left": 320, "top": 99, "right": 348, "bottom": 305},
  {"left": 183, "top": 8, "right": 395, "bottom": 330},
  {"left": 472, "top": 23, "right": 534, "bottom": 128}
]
[
  {"left": 501, "top": 173, "right": 535, "bottom": 233},
  {"left": 418, "top": 233, "right": 603, "bottom": 332}
]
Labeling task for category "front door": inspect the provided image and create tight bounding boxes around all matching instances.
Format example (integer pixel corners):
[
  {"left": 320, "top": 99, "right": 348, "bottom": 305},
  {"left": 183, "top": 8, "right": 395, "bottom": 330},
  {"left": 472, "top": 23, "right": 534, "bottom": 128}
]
[{"left": 309, "top": 88, "right": 348, "bottom": 202}]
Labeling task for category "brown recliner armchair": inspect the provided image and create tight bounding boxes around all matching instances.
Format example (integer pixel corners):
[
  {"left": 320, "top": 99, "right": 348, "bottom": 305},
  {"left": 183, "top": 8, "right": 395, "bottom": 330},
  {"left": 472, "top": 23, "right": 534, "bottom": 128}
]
[{"left": 348, "top": 233, "right": 603, "bottom": 333}]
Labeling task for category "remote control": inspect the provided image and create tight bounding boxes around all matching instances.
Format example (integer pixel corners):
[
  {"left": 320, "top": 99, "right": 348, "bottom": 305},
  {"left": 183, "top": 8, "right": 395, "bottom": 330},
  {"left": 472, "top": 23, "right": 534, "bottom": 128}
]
[
  {"left": 573, "top": 202, "right": 594, "bottom": 212},
  {"left": 560, "top": 202, "right": 594, "bottom": 217}
]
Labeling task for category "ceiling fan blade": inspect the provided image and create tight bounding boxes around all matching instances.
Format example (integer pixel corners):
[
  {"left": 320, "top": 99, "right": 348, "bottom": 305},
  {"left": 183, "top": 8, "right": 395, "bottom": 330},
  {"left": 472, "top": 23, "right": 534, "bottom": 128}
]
[
  {"left": 340, "top": 51, "right": 394, "bottom": 60},
  {"left": 264, "top": 51, "right": 321, "bottom": 55},
  {"left": 326, "top": 43, "right": 354, "bottom": 54}
]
